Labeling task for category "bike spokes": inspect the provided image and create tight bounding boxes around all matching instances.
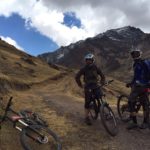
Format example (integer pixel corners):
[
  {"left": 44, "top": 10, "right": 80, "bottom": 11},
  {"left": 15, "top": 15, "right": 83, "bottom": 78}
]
[{"left": 100, "top": 104, "right": 118, "bottom": 136}]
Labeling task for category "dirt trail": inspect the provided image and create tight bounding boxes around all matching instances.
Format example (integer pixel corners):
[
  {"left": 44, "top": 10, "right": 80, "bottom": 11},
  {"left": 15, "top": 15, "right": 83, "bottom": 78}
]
[
  {"left": 29, "top": 80, "right": 150, "bottom": 150},
  {"left": 1, "top": 74, "right": 150, "bottom": 150}
]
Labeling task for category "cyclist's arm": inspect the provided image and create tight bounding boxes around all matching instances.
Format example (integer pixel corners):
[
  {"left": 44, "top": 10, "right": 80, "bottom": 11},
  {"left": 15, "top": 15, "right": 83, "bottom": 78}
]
[
  {"left": 75, "top": 68, "right": 84, "bottom": 88},
  {"left": 131, "top": 63, "right": 144, "bottom": 86},
  {"left": 97, "top": 67, "right": 106, "bottom": 84}
]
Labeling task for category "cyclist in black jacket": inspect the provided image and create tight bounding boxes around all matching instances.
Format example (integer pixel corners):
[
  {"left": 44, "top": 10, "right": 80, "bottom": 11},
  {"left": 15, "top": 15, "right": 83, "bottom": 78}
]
[{"left": 75, "top": 53, "right": 106, "bottom": 125}]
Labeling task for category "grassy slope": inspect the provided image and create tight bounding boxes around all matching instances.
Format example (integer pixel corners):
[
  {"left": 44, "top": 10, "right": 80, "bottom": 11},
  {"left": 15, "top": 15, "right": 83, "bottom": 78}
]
[
  {"left": 0, "top": 39, "right": 62, "bottom": 150},
  {"left": 0, "top": 39, "right": 131, "bottom": 150},
  {"left": 0, "top": 39, "right": 60, "bottom": 94},
  {"left": 0, "top": 75, "right": 128, "bottom": 150}
]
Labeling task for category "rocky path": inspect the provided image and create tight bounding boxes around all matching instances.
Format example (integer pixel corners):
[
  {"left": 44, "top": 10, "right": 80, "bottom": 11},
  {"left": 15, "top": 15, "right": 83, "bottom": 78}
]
[{"left": 28, "top": 81, "right": 150, "bottom": 150}]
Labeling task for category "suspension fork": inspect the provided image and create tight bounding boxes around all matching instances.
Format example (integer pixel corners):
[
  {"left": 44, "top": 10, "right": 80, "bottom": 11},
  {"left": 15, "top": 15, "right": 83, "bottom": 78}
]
[{"left": 95, "top": 98, "right": 101, "bottom": 113}]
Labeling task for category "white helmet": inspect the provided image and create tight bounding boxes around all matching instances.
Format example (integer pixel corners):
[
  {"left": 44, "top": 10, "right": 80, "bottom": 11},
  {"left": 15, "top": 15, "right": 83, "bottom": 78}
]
[
  {"left": 84, "top": 53, "right": 95, "bottom": 62},
  {"left": 130, "top": 48, "right": 142, "bottom": 60}
]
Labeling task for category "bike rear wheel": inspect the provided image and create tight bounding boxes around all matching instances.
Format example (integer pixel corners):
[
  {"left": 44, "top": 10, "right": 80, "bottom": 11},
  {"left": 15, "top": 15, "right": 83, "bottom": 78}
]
[
  {"left": 100, "top": 103, "right": 118, "bottom": 136},
  {"left": 117, "top": 95, "right": 130, "bottom": 121},
  {"left": 20, "top": 125, "right": 62, "bottom": 150}
]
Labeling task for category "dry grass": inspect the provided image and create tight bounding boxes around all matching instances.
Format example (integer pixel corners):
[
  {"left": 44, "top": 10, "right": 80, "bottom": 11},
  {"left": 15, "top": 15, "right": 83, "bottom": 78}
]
[
  {"left": 0, "top": 46, "right": 60, "bottom": 94},
  {"left": 0, "top": 86, "right": 115, "bottom": 150},
  {"left": 0, "top": 39, "right": 136, "bottom": 150},
  {"left": 1, "top": 70, "right": 147, "bottom": 150}
]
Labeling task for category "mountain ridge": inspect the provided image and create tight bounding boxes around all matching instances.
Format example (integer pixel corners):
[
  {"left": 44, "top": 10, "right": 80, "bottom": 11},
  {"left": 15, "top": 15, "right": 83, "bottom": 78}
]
[{"left": 38, "top": 26, "right": 150, "bottom": 81}]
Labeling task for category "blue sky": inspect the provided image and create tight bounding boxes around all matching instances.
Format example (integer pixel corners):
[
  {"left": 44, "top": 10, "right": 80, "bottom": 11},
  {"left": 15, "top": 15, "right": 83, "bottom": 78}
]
[
  {"left": 63, "top": 12, "right": 81, "bottom": 28},
  {"left": 0, "top": 13, "right": 81, "bottom": 56},
  {"left": 0, "top": 0, "right": 150, "bottom": 56}
]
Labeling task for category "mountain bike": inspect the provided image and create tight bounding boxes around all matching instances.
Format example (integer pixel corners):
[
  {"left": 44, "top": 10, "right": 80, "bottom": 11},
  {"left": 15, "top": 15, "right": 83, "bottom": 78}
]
[
  {"left": 117, "top": 87, "right": 150, "bottom": 122},
  {"left": 89, "top": 80, "right": 118, "bottom": 136},
  {"left": 0, "top": 97, "right": 62, "bottom": 150}
]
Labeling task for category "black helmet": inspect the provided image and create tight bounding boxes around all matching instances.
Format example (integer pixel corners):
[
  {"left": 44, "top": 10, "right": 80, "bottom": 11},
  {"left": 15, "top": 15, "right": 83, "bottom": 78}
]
[{"left": 130, "top": 48, "right": 142, "bottom": 60}]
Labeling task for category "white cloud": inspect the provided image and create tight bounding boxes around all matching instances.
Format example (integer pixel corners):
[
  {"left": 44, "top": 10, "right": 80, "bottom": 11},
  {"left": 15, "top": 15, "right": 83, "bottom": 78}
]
[
  {"left": 1, "top": 36, "right": 24, "bottom": 51},
  {"left": 0, "top": 0, "right": 150, "bottom": 47}
]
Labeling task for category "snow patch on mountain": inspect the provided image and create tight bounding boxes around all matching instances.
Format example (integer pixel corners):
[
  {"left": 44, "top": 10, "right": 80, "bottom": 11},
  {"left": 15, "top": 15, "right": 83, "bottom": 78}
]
[{"left": 57, "top": 53, "right": 64, "bottom": 59}]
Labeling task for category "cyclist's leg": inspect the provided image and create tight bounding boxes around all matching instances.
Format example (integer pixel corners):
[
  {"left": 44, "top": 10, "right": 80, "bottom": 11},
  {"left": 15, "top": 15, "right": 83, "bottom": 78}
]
[
  {"left": 127, "top": 89, "right": 138, "bottom": 129},
  {"left": 84, "top": 88, "right": 92, "bottom": 125},
  {"left": 94, "top": 87, "right": 103, "bottom": 100},
  {"left": 92, "top": 87, "right": 101, "bottom": 106},
  {"left": 139, "top": 93, "right": 149, "bottom": 129},
  {"left": 127, "top": 86, "right": 149, "bottom": 129}
]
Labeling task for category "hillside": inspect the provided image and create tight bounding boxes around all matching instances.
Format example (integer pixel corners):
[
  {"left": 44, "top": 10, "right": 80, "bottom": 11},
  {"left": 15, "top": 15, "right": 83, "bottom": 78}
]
[
  {"left": 38, "top": 26, "right": 150, "bottom": 81},
  {"left": 1, "top": 30, "right": 150, "bottom": 150},
  {"left": 1, "top": 71, "right": 149, "bottom": 150},
  {"left": 0, "top": 38, "right": 60, "bottom": 94}
]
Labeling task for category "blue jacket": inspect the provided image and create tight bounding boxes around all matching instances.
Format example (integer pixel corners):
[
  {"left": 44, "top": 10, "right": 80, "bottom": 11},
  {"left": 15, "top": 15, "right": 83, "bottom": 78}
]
[{"left": 131, "top": 59, "right": 149, "bottom": 86}]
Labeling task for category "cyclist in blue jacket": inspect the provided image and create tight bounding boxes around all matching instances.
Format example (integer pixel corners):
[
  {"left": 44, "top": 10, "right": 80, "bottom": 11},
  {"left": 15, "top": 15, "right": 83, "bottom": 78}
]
[{"left": 126, "top": 49, "right": 150, "bottom": 129}]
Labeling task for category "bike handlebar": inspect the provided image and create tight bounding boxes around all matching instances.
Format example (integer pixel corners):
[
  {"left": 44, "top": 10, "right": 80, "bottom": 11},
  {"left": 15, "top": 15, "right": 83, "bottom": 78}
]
[
  {"left": 106, "top": 80, "right": 114, "bottom": 85},
  {"left": 87, "top": 80, "right": 114, "bottom": 90},
  {"left": 101, "top": 80, "right": 114, "bottom": 87}
]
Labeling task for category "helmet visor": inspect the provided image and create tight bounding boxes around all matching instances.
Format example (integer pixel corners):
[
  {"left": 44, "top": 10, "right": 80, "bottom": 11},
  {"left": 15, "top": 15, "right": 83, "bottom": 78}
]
[
  {"left": 130, "top": 51, "right": 141, "bottom": 59},
  {"left": 85, "top": 58, "right": 94, "bottom": 62}
]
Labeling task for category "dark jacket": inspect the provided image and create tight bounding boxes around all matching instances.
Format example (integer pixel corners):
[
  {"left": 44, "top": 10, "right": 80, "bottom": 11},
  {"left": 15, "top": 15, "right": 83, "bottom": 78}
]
[
  {"left": 131, "top": 59, "right": 150, "bottom": 86},
  {"left": 75, "top": 64, "right": 105, "bottom": 87}
]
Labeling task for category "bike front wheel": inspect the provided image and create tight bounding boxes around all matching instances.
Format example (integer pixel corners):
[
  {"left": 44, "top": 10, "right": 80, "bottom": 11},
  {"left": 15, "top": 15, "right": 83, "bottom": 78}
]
[
  {"left": 20, "top": 125, "right": 62, "bottom": 150},
  {"left": 100, "top": 103, "right": 118, "bottom": 136}
]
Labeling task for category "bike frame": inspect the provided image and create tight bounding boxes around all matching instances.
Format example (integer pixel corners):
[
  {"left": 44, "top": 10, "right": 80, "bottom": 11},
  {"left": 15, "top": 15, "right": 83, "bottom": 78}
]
[
  {"left": 90, "top": 80, "right": 113, "bottom": 108},
  {"left": 117, "top": 87, "right": 150, "bottom": 122},
  {"left": 0, "top": 97, "right": 49, "bottom": 142},
  {"left": 132, "top": 88, "right": 150, "bottom": 111},
  {"left": 89, "top": 80, "right": 113, "bottom": 115},
  {"left": 0, "top": 97, "right": 62, "bottom": 150},
  {"left": 0, "top": 97, "right": 46, "bottom": 140}
]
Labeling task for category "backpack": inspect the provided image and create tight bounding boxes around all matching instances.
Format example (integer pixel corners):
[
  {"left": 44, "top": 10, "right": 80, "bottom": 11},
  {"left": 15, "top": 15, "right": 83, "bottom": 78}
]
[{"left": 141, "top": 59, "right": 150, "bottom": 81}]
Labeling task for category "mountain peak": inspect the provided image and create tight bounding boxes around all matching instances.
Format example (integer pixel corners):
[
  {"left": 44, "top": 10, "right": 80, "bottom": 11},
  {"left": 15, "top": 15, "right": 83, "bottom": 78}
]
[
  {"left": 112, "top": 26, "right": 144, "bottom": 34},
  {"left": 95, "top": 26, "right": 145, "bottom": 42}
]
